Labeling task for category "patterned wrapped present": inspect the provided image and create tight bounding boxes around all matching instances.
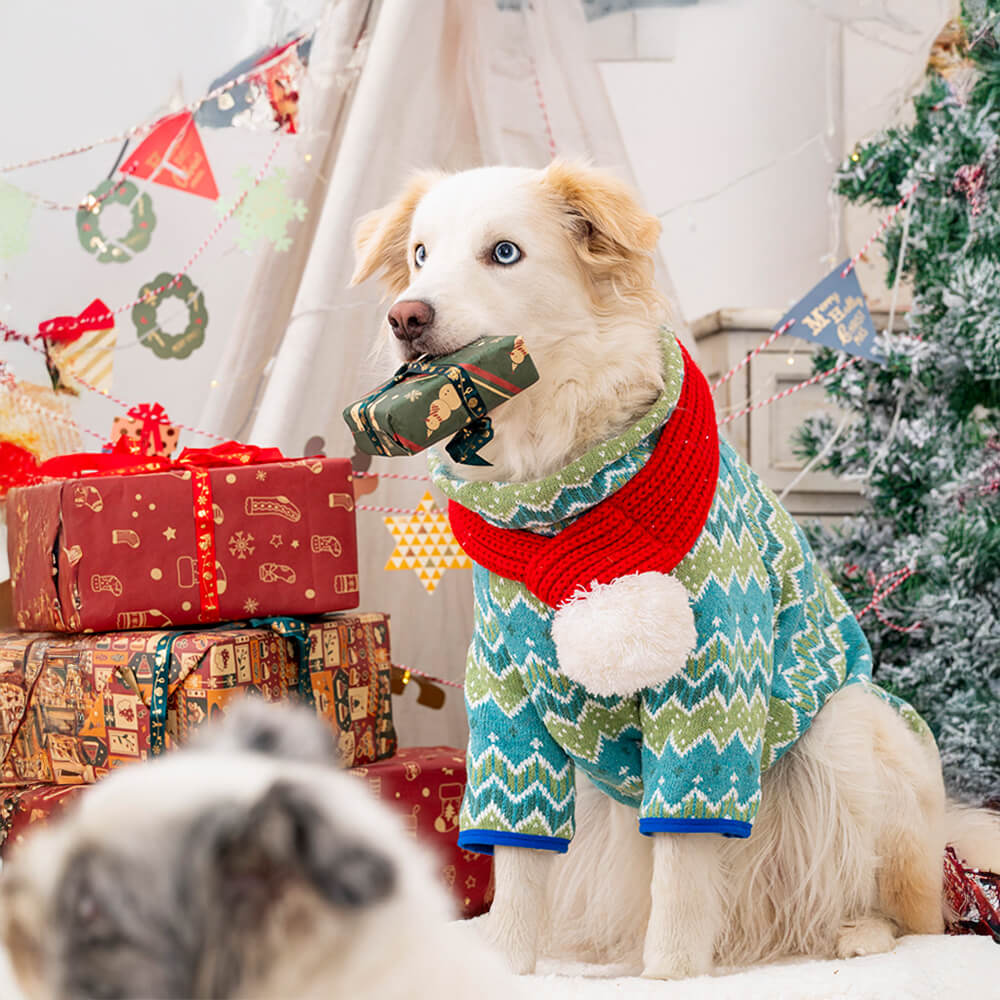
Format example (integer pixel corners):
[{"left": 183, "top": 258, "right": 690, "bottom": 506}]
[
  {"left": 0, "top": 613, "right": 396, "bottom": 787},
  {"left": 6, "top": 445, "right": 360, "bottom": 632},
  {"left": 348, "top": 746, "right": 494, "bottom": 918},
  {"left": 343, "top": 336, "right": 538, "bottom": 466}
]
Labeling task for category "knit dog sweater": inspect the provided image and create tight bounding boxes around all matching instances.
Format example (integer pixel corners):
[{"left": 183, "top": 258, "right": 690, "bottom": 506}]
[{"left": 430, "top": 332, "right": 927, "bottom": 856}]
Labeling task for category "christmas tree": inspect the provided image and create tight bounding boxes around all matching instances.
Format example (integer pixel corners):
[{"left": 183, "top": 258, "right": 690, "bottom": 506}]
[{"left": 795, "top": 1, "right": 1000, "bottom": 804}]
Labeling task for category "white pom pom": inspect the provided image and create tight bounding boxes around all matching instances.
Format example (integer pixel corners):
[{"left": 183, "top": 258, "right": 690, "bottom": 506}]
[{"left": 551, "top": 572, "right": 696, "bottom": 697}]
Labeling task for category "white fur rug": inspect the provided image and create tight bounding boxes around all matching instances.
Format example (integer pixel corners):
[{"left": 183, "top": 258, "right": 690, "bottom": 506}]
[
  {"left": 523, "top": 936, "right": 1000, "bottom": 1000},
  {"left": 1, "top": 935, "right": 997, "bottom": 997}
]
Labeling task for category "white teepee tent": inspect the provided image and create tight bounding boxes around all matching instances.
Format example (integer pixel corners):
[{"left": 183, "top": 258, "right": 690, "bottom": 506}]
[{"left": 197, "top": 0, "right": 693, "bottom": 746}]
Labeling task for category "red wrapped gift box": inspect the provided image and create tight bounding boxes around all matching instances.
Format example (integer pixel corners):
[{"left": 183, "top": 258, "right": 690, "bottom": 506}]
[
  {"left": 7, "top": 452, "right": 360, "bottom": 632},
  {"left": 349, "top": 747, "right": 494, "bottom": 918},
  {"left": 1, "top": 748, "right": 494, "bottom": 922},
  {"left": 0, "top": 783, "right": 81, "bottom": 854},
  {"left": 0, "top": 613, "right": 396, "bottom": 786}
]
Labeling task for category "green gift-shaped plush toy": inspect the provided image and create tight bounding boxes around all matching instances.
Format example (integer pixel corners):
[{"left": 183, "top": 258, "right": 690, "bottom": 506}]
[{"left": 343, "top": 336, "right": 538, "bottom": 466}]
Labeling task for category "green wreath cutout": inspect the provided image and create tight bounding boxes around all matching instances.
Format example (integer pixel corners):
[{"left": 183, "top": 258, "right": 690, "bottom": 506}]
[
  {"left": 76, "top": 178, "right": 156, "bottom": 263},
  {"left": 132, "top": 272, "right": 208, "bottom": 359}
]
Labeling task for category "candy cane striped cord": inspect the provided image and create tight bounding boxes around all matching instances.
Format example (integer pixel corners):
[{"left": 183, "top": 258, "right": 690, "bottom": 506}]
[
  {"left": 5, "top": 135, "right": 282, "bottom": 349},
  {"left": 0, "top": 32, "right": 315, "bottom": 174},
  {"left": 0, "top": 363, "right": 107, "bottom": 445},
  {"left": 395, "top": 664, "right": 465, "bottom": 690},
  {"left": 712, "top": 319, "right": 795, "bottom": 392},
  {"left": 354, "top": 470, "right": 432, "bottom": 482},
  {"left": 531, "top": 59, "right": 558, "bottom": 160},
  {"left": 714, "top": 182, "right": 920, "bottom": 397},
  {"left": 855, "top": 566, "right": 922, "bottom": 633},
  {"left": 717, "top": 354, "right": 860, "bottom": 427},
  {"left": 359, "top": 503, "right": 444, "bottom": 515},
  {"left": 841, "top": 181, "right": 919, "bottom": 278},
  {"left": 4, "top": 138, "right": 283, "bottom": 444},
  {"left": 21, "top": 177, "right": 130, "bottom": 213}
]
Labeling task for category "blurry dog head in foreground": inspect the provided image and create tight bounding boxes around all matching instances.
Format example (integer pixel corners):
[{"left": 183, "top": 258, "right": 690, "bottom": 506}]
[{"left": 0, "top": 701, "right": 510, "bottom": 1000}]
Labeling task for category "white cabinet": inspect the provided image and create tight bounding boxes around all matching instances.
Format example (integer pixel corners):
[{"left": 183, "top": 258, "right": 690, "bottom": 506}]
[{"left": 691, "top": 308, "right": 899, "bottom": 520}]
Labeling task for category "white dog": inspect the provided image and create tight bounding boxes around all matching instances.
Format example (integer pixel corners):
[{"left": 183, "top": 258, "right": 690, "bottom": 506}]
[
  {"left": 351, "top": 161, "right": 1000, "bottom": 980},
  {"left": 0, "top": 702, "right": 515, "bottom": 999}
]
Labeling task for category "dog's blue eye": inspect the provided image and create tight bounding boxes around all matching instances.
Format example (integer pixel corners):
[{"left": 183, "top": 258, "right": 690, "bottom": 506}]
[
  {"left": 414, "top": 244, "right": 426, "bottom": 267},
  {"left": 492, "top": 241, "right": 521, "bottom": 265}
]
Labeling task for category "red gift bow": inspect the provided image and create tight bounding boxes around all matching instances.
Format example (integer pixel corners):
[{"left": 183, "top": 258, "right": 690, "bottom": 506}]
[{"left": 37, "top": 298, "right": 114, "bottom": 346}]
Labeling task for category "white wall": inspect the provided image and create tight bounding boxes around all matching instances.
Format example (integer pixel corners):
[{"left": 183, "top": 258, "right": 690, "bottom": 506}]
[
  {"left": 0, "top": 1, "right": 952, "bottom": 749},
  {"left": 590, "top": 0, "right": 950, "bottom": 320}
]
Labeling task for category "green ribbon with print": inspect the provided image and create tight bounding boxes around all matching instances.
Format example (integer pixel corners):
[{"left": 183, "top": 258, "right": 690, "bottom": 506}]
[
  {"left": 150, "top": 633, "right": 184, "bottom": 756},
  {"left": 249, "top": 616, "right": 315, "bottom": 707}
]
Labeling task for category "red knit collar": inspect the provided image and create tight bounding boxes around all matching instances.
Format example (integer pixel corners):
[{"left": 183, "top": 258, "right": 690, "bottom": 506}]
[{"left": 449, "top": 344, "right": 719, "bottom": 608}]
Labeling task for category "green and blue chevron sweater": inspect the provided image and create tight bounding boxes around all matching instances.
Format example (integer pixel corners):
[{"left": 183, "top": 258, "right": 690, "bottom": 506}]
[{"left": 431, "top": 332, "right": 928, "bottom": 856}]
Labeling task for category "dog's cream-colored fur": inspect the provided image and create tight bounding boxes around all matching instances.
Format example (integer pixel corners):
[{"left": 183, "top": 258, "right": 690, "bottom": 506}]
[{"left": 353, "top": 161, "right": 1000, "bottom": 980}]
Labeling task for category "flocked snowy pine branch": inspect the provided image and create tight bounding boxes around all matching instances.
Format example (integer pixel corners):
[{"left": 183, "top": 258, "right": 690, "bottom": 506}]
[{"left": 794, "top": 1, "right": 1000, "bottom": 803}]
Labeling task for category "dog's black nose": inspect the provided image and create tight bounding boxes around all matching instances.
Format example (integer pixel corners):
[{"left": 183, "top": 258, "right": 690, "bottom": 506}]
[{"left": 387, "top": 300, "right": 434, "bottom": 342}]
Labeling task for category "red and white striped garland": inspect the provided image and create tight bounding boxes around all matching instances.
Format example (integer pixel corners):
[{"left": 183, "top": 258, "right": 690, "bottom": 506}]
[{"left": 0, "top": 34, "right": 314, "bottom": 175}]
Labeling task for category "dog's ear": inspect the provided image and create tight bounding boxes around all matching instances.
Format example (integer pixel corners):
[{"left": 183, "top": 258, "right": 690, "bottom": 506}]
[
  {"left": 542, "top": 160, "right": 660, "bottom": 257},
  {"left": 204, "top": 780, "right": 396, "bottom": 913},
  {"left": 187, "top": 699, "right": 338, "bottom": 765},
  {"left": 350, "top": 171, "right": 443, "bottom": 295}
]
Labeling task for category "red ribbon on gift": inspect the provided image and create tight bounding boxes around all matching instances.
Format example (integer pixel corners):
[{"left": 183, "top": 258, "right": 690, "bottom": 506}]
[
  {"left": 0, "top": 442, "right": 42, "bottom": 497},
  {"left": 38, "top": 438, "right": 284, "bottom": 479},
  {"left": 34, "top": 438, "right": 288, "bottom": 623}
]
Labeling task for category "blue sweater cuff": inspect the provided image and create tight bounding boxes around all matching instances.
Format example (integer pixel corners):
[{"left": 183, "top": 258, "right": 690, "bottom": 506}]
[
  {"left": 639, "top": 817, "right": 752, "bottom": 838},
  {"left": 457, "top": 829, "right": 571, "bottom": 856}
]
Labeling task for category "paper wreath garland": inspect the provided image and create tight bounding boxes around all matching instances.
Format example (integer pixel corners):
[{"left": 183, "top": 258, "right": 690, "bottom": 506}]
[
  {"left": 76, "top": 179, "right": 156, "bottom": 263},
  {"left": 132, "top": 272, "right": 208, "bottom": 359}
]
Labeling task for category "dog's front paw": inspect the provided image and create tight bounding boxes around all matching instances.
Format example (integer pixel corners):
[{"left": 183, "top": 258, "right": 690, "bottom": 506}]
[
  {"left": 835, "top": 916, "right": 897, "bottom": 958},
  {"left": 552, "top": 572, "right": 695, "bottom": 696},
  {"left": 641, "top": 949, "right": 711, "bottom": 981},
  {"left": 472, "top": 910, "right": 539, "bottom": 975}
]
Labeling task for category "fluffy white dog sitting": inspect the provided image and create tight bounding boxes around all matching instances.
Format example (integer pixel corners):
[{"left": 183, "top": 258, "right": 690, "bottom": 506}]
[
  {"left": 0, "top": 703, "right": 515, "bottom": 1000},
  {"left": 351, "top": 161, "right": 1000, "bottom": 980}
]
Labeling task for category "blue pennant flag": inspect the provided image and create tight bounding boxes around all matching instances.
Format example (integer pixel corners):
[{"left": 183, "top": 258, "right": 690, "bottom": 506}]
[{"left": 779, "top": 260, "right": 884, "bottom": 365}]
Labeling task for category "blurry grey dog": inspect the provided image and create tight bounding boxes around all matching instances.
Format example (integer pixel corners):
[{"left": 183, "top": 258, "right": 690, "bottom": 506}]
[{"left": 0, "top": 701, "right": 515, "bottom": 1000}]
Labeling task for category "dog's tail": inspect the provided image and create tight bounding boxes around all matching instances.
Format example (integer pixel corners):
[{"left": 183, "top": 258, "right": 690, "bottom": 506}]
[{"left": 945, "top": 802, "right": 1000, "bottom": 873}]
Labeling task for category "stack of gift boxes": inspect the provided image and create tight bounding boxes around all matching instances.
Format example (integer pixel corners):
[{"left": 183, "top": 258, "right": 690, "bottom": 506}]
[{"left": 0, "top": 430, "right": 492, "bottom": 918}]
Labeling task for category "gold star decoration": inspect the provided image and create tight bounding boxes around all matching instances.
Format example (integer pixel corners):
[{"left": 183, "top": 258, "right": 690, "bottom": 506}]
[
  {"left": 383, "top": 492, "right": 472, "bottom": 594},
  {"left": 163, "top": 526, "right": 177, "bottom": 540}
]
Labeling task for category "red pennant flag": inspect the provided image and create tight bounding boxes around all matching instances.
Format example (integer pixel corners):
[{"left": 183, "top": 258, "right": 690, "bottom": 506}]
[
  {"left": 38, "top": 298, "right": 114, "bottom": 345},
  {"left": 120, "top": 112, "right": 219, "bottom": 200}
]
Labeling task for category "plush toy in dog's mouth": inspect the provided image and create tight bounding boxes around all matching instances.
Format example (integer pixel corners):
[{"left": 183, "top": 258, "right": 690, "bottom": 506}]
[{"left": 343, "top": 335, "right": 538, "bottom": 467}]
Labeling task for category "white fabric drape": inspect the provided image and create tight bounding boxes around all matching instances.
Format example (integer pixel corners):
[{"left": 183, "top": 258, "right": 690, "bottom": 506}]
[{"left": 199, "top": 0, "right": 692, "bottom": 746}]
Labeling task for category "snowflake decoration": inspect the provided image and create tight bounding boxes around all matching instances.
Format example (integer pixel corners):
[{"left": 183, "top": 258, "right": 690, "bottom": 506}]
[
  {"left": 256, "top": 469, "right": 267, "bottom": 481},
  {"left": 227, "top": 167, "right": 306, "bottom": 253},
  {"left": 228, "top": 530, "right": 256, "bottom": 559},
  {"left": 0, "top": 181, "right": 33, "bottom": 260},
  {"left": 243, "top": 597, "right": 260, "bottom": 614}
]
